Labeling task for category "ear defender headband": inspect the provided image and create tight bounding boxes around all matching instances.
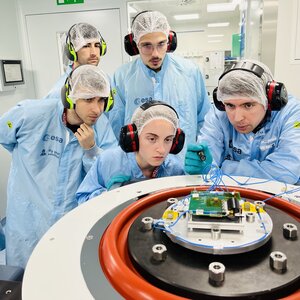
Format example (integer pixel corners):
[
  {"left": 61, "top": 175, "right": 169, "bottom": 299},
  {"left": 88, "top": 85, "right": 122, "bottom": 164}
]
[
  {"left": 119, "top": 100, "right": 185, "bottom": 154},
  {"left": 61, "top": 75, "right": 74, "bottom": 109},
  {"left": 213, "top": 61, "right": 288, "bottom": 111},
  {"left": 124, "top": 11, "right": 177, "bottom": 56},
  {"left": 65, "top": 24, "right": 107, "bottom": 62},
  {"left": 61, "top": 70, "right": 114, "bottom": 112}
]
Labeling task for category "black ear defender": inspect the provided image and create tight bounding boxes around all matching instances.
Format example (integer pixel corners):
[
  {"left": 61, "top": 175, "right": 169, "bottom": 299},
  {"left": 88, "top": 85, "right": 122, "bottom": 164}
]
[
  {"left": 65, "top": 24, "right": 107, "bottom": 62},
  {"left": 213, "top": 61, "right": 288, "bottom": 111},
  {"left": 119, "top": 100, "right": 185, "bottom": 153},
  {"left": 124, "top": 11, "right": 177, "bottom": 56},
  {"left": 119, "top": 123, "right": 139, "bottom": 152},
  {"left": 212, "top": 87, "right": 225, "bottom": 111},
  {"left": 61, "top": 69, "right": 115, "bottom": 112}
]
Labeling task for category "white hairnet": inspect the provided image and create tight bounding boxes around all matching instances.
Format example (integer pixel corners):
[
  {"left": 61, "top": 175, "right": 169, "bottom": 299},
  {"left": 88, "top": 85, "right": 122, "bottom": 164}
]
[
  {"left": 217, "top": 59, "right": 274, "bottom": 109},
  {"left": 68, "top": 65, "right": 110, "bottom": 102},
  {"left": 132, "top": 11, "right": 171, "bottom": 44},
  {"left": 69, "top": 23, "right": 101, "bottom": 52},
  {"left": 131, "top": 102, "right": 178, "bottom": 135}
]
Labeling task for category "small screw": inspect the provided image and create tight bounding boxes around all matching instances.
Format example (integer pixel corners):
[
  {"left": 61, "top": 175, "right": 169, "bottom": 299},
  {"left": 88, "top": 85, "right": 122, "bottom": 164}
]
[
  {"left": 86, "top": 235, "right": 94, "bottom": 241},
  {"left": 167, "top": 198, "right": 178, "bottom": 205},
  {"left": 198, "top": 150, "right": 206, "bottom": 161},
  {"left": 254, "top": 201, "right": 265, "bottom": 209}
]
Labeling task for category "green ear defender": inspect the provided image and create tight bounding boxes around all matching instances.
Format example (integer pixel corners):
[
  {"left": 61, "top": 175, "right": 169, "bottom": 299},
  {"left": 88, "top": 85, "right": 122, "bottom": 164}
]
[
  {"left": 61, "top": 76, "right": 75, "bottom": 109},
  {"left": 104, "top": 88, "right": 115, "bottom": 112},
  {"left": 66, "top": 24, "right": 107, "bottom": 62},
  {"left": 61, "top": 77, "right": 115, "bottom": 111}
]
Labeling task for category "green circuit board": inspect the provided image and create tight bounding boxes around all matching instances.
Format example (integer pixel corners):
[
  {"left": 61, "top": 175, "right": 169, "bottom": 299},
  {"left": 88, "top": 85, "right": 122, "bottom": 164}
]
[{"left": 188, "top": 190, "right": 241, "bottom": 217}]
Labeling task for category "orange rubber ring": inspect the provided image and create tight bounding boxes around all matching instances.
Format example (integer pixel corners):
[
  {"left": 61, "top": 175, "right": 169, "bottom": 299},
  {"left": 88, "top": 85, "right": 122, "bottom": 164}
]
[{"left": 99, "top": 186, "right": 300, "bottom": 299}]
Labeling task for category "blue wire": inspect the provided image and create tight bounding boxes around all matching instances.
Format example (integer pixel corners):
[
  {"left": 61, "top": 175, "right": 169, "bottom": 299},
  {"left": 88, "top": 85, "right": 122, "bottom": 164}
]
[
  {"left": 256, "top": 209, "right": 268, "bottom": 234},
  {"left": 168, "top": 210, "right": 189, "bottom": 228},
  {"left": 154, "top": 167, "right": 298, "bottom": 240},
  {"left": 201, "top": 164, "right": 300, "bottom": 203}
]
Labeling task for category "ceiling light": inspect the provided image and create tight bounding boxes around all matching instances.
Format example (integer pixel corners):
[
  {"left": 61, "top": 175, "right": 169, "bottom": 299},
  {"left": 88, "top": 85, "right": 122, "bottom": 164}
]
[
  {"left": 207, "top": 22, "right": 230, "bottom": 27},
  {"left": 207, "top": 0, "right": 240, "bottom": 13},
  {"left": 173, "top": 13, "right": 199, "bottom": 21},
  {"left": 207, "top": 34, "right": 224, "bottom": 38}
]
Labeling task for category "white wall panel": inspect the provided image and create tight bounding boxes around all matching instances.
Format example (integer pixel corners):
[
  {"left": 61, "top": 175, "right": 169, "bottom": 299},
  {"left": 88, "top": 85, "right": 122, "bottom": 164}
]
[{"left": 275, "top": 0, "right": 300, "bottom": 98}]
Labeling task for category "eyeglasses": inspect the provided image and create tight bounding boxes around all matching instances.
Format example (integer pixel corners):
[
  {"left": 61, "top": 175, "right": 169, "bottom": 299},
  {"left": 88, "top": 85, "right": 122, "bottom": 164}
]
[{"left": 138, "top": 41, "right": 168, "bottom": 55}]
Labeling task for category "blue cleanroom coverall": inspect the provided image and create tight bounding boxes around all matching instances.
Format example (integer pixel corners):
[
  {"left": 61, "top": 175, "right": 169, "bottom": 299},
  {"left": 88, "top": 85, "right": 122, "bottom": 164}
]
[
  {"left": 199, "top": 95, "right": 300, "bottom": 184},
  {"left": 0, "top": 97, "right": 117, "bottom": 268},
  {"left": 76, "top": 146, "right": 185, "bottom": 204},
  {"left": 108, "top": 53, "right": 211, "bottom": 158}
]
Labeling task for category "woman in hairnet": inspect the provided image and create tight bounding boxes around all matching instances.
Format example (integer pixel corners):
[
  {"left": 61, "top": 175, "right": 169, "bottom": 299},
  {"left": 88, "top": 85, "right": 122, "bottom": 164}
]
[
  {"left": 76, "top": 100, "right": 185, "bottom": 203},
  {"left": 0, "top": 65, "right": 116, "bottom": 268},
  {"left": 185, "top": 59, "right": 300, "bottom": 185}
]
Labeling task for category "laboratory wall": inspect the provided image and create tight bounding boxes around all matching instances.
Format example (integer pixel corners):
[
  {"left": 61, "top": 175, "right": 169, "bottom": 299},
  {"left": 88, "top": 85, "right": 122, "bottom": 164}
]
[
  {"left": 0, "top": 0, "right": 35, "bottom": 218},
  {"left": 175, "top": 25, "right": 238, "bottom": 69},
  {"left": 261, "top": 0, "right": 278, "bottom": 74},
  {"left": 274, "top": 0, "right": 300, "bottom": 98}
]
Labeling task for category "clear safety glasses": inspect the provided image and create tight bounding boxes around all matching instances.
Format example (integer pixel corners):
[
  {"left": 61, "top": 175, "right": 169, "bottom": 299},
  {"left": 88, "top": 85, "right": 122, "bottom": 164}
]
[{"left": 138, "top": 41, "right": 168, "bottom": 55}]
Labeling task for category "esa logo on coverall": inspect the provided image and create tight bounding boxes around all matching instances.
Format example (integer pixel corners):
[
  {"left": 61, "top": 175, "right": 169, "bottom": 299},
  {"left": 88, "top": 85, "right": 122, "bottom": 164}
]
[
  {"left": 134, "top": 97, "right": 153, "bottom": 106},
  {"left": 229, "top": 140, "right": 242, "bottom": 155},
  {"left": 43, "top": 134, "right": 63, "bottom": 143}
]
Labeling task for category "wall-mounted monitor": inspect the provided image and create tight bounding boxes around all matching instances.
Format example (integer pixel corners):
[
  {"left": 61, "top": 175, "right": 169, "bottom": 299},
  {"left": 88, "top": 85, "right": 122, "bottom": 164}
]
[{"left": 0, "top": 59, "right": 25, "bottom": 91}]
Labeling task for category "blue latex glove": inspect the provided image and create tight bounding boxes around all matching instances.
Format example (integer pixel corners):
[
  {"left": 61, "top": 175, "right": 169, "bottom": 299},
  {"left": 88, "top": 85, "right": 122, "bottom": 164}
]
[
  {"left": 107, "top": 175, "right": 131, "bottom": 190},
  {"left": 184, "top": 143, "right": 213, "bottom": 175}
]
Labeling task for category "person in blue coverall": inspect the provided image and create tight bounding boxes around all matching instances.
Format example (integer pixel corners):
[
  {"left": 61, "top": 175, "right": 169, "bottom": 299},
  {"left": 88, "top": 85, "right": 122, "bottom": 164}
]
[
  {"left": 185, "top": 59, "right": 300, "bottom": 185},
  {"left": 108, "top": 11, "right": 210, "bottom": 160},
  {"left": 76, "top": 100, "right": 185, "bottom": 203},
  {"left": 0, "top": 65, "right": 117, "bottom": 268},
  {"left": 45, "top": 22, "right": 107, "bottom": 99}
]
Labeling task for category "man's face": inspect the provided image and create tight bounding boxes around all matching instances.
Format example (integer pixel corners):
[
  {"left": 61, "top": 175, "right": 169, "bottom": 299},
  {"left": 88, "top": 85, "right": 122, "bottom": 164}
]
[
  {"left": 138, "top": 32, "right": 168, "bottom": 71},
  {"left": 136, "top": 119, "right": 175, "bottom": 168},
  {"left": 74, "top": 97, "right": 105, "bottom": 125},
  {"left": 75, "top": 41, "right": 101, "bottom": 67},
  {"left": 224, "top": 98, "right": 266, "bottom": 133}
]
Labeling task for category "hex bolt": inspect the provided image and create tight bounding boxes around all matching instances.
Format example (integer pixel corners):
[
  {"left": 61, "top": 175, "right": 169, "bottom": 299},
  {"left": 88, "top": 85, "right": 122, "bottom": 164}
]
[
  {"left": 152, "top": 244, "right": 167, "bottom": 262},
  {"left": 270, "top": 251, "right": 287, "bottom": 272},
  {"left": 283, "top": 223, "right": 298, "bottom": 240},
  {"left": 167, "top": 198, "right": 178, "bottom": 206},
  {"left": 246, "top": 212, "right": 255, "bottom": 223},
  {"left": 209, "top": 262, "right": 225, "bottom": 285},
  {"left": 141, "top": 217, "right": 154, "bottom": 231}
]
